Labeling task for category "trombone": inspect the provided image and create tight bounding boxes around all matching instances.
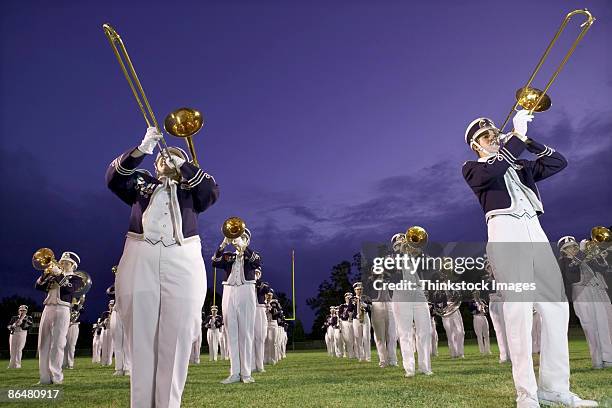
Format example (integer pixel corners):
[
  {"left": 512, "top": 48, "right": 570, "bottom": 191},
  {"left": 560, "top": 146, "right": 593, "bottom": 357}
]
[
  {"left": 499, "top": 9, "right": 595, "bottom": 133},
  {"left": 102, "top": 24, "right": 203, "bottom": 167}
]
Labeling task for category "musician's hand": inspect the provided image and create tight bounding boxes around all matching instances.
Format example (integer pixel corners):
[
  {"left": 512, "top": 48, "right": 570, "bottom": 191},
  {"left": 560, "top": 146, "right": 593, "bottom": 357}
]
[
  {"left": 137, "top": 127, "right": 163, "bottom": 155},
  {"left": 164, "top": 155, "right": 185, "bottom": 170},
  {"left": 512, "top": 110, "right": 533, "bottom": 139},
  {"left": 219, "top": 237, "right": 231, "bottom": 249}
]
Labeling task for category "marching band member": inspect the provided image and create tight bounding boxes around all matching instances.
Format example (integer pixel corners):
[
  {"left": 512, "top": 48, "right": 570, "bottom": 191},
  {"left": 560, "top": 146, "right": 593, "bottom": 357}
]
[
  {"left": 204, "top": 305, "right": 223, "bottom": 362},
  {"left": 254, "top": 269, "right": 270, "bottom": 372},
  {"left": 106, "top": 127, "right": 219, "bottom": 407},
  {"left": 463, "top": 111, "right": 596, "bottom": 407},
  {"left": 265, "top": 297, "right": 283, "bottom": 364},
  {"left": 212, "top": 228, "right": 261, "bottom": 384},
  {"left": 108, "top": 266, "right": 131, "bottom": 375},
  {"left": 352, "top": 282, "right": 372, "bottom": 362},
  {"left": 7, "top": 305, "right": 33, "bottom": 369},
  {"left": 390, "top": 233, "right": 433, "bottom": 377},
  {"left": 324, "top": 307, "right": 334, "bottom": 356},
  {"left": 371, "top": 267, "right": 398, "bottom": 367},
  {"left": 275, "top": 309, "right": 286, "bottom": 360},
  {"left": 100, "top": 301, "right": 115, "bottom": 366},
  {"left": 338, "top": 293, "right": 356, "bottom": 359},
  {"left": 330, "top": 307, "right": 343, "bottom": 358},
  {"left": 469, "top": 292, "right": 491, "bottom": 355},
  {"left": 63, "top": 305, "right": 81, "bottom": 369},
  {"left": 35, "top": 251, "right": 80, "bottom": 385},
  {"left": 558, "top": 236, "right": 612, "bottom": 369},
  {"left": 280, "top": 320, "right": 288, "bottom": 358},
  {"left": 92, "top": 318, "right": 103, "bottom": 363}
]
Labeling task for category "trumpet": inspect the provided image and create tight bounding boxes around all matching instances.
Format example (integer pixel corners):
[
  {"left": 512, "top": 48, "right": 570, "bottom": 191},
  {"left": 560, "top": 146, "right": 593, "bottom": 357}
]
[
  {"left": 499, "top": 9, "right": 595, "bottom": 133},
  {"left": 102, "top": 24, "right": 204, "bottom": 167}
]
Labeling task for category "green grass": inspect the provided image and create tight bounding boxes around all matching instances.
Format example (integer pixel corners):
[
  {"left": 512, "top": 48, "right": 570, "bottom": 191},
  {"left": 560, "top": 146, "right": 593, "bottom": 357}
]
[{"left": 1, "top": 339, "right": 610, "bottom": 407}]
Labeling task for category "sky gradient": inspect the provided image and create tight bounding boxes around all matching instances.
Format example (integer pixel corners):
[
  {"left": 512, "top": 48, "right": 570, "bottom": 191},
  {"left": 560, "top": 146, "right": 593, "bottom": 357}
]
[{"left": 1, "top": 0, "right": 610, "bottom": 331}]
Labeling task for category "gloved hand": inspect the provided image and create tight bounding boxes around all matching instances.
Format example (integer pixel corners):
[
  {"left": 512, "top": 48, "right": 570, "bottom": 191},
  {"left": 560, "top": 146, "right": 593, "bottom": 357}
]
[
  {"left": 164, "top": 154, "right": 185, "bottom": 169},
  {"left": 137, "top": 127, "right": 163, "bottom": 155},
  {"left": 233, "top": 236, "right": 247, "bottom": 252},
  {"left": 512, "top": 110, "right": 534, "bottom": 140},
  {"left": 219, "top": 237, "right": 231, "bottom": 249}
]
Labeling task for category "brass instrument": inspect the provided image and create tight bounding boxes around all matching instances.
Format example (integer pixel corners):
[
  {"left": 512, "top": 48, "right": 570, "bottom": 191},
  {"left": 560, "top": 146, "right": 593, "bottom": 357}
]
[
  {"left": 591, "top": 226, "right": 611, "bottom": 246},
  {"left": 32, "top": 248, "right": 61, "bottom": 276},
  {"left": 499, "top": 9, "right": 595, "bottom": 132},
  {"left": 354, "top": 296, "right": 365, "bottom": 324},
  {"left": 102, "top": 24, "right": 204, "bottom": 167},
  {"left": 222, "top": 217, "right": 246, "bottom": 239},
  {"left": 405, "top": 226, "right": 428, "bottom": 249}
]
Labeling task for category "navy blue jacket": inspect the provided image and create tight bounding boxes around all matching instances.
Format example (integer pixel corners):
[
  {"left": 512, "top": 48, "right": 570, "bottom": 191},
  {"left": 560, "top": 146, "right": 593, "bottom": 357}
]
[
  {"left": 106, "top": 147, "right": 219, "bottom": 240},
  {"left": 256, "top": 280, "right": 271, "bottom": 304},
  {"left": 338, "top": 302, "right": 355, "bottom": 321},
  {"left": 8, "top": 315, "right": 33, "bottom": 334},
  {"left": 212, "top": 247, "right": 262, "bottom": 282},
  {"left": 204, "top": 314, "right": 223, "bottom": 329},
  {"left": 35, "top": 274, "right": 79, "bottom": 304},
  {"left": 462, "top": 137, "right": 567, "bottom": 219}
]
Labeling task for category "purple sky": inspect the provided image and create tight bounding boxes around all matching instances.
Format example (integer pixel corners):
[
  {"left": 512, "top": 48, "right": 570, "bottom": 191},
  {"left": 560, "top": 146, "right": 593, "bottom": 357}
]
[{"left": 1, "top": 0, "right": 610, "bottom": 331}]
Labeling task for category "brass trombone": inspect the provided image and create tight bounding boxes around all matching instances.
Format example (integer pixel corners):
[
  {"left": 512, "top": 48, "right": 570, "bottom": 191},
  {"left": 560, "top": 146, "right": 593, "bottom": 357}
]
[
  {"left": 499, "top": 9, "right": 595, "bottom": 133},
  {"left": 102, "top": 24, "right": 203, "bottom": 166}
]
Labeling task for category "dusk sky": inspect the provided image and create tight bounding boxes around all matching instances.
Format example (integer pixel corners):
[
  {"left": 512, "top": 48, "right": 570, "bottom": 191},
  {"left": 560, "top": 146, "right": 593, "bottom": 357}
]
[{"left": 1, "top": 0, "right": 610, "bottom": 331}]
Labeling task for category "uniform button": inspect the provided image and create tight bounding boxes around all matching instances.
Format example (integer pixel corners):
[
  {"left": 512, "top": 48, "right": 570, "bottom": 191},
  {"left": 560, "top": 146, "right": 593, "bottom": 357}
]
[{"left": 163, "top": 224, "right": 167, "bottom": 228}]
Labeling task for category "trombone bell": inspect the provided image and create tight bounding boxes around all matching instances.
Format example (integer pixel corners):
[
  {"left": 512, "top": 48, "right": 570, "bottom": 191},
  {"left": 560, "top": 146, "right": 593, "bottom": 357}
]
[
  {"left": 32, "top": 248, "right": 57, "bottom": 272},
  {"left": 223, "top": 217, "right": 246, "bottom": 239},
  {"left": 591, "top": 226, "right": 611, "bottom": 244},
  {"left": 405, "top": 226, "right": 428, "bottom": 248},
  {"left": 164, "top": 108, "right": 204, "bottom": 166},
  {"left": 515, "top": 87, "right": 551, "bottom": 112}
]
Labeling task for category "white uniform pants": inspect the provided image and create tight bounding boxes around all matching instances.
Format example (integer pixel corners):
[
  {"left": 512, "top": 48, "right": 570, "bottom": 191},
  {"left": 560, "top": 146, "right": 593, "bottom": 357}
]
[
  {"left": 362, "top": 314, "right": 371, "bottom": 361},
  {"left": 265, "top": 321, "right": 278, "bottom": 364},
  {"left": 222, "top": 284, "right": 256, "bottom": 378},
  {"left": 9, "top": 330, "right": 27, "bottom": 368},
  {"left": 190, "top": 330, "right": 201, "bottom": 364},
  {"left": 101, "top": 327, "right": 114, "bottom": 366},
  {"left": 332, "top": 328, "right": 342, "bottom": 357},
  {"left": 392, "top": 302, "right": 431, "bottom": 374},
  {"left": 253, "top": 306, "right": 267, "bottom": 370},
  {"left": 92, "top": 333, "right": 101, "bottom": 363},
  {"left": 116, "top": 237, "right": 206, "bottom": 408},
  {"left": 532, "top": 311, "right": 541, "bottom": 354},
  {"left": 111, "top": 309, "right": 131, "bottom": 372},
  {"left": 371, "top": 302, "right": 397, "bottom": 366},
  {"left": 64, "top": 323, "right": 79, "bottom": 368},
  {"left": 573, "top": 285, "right": 612, "bottom": 367},
  {"left": 473, "top": 315, "right": 491, "bottom": 354},
  {"left": 352, "top": 319, "right": 365, "bottom": 360},
  {"left": 431, "top": 317, "right": 438, "bottom": 356},
  {"left": 38, "top": 304, "right": 70, "bottom": 383},
  {"left": 489, "top": 299, "right": 510, "bottom": 362},
  {"left": 207, "top": 328, "right": 219, "bottom": 361},
  {"left": 219, "top": 327, "right": 228, "bottom": 360},
  {"left": 442, "top": 310, "right": 465, "bottom": 358},
  {"left": 340, "top": 320, "right": 355, "bottom": 358},
  {"left": 325, "top": 326, "right": 334, "bottom": 355},
  {"left": 487, "top": 214, "right": 570, "bottom": 401}
]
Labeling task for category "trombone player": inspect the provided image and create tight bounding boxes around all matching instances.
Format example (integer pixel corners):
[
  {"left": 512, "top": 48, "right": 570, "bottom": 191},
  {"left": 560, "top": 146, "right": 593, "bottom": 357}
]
[{"left": 106, "top": 126, "right": 219, "bottom": 407}]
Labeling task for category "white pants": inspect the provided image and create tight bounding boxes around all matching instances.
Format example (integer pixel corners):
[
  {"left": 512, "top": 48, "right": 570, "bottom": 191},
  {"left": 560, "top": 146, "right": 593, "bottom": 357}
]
[
  {"left": 442, "top": 310, "right": 465, "bottom": 358},
  {"left": 371, "top": 302, "right": 397, "bottom": 366},
  {"left": 219, "top": 327, "right": 228, "bottom": 360},
  {"left": 352, "top": 319, "right": 365, "bottom": 360},
  {"left": 265, "top": 321, "right": 278, "bottom": 364},
  {"left": 101, "top": 327, "right": 114, "bottom": 366},
  {"left": 92, "top": 333, "right": 102, "bottom": 363},
  {"left": 487, "top": 214, "right": 570, "bottom": 400},
  {"left": 222, "top": 283, "right": 256, "bottom": 378},
  {"left": 532, "top": 311, "right": 541, "bottom": 354},
  {"left": 207, "top": 328, "right": 219, "bottom": 361},
  {"left": 362, "top": 314, "right": 371, "bottom": 361},
  {"left": 392, "top": 302, "right": 431, "bottom": 374},
  {"left": 489, "top": 300, "right": 510, "bottom": 362},
  {"left": 116, "top": 237, "right": 206, "bottom": 408},
  {"left": 63, "top": 323, "right": 79, "bottom": 368},
  {"left": 573, "top": 285, "right": 612, "bottom": 367},
  {"left": 189, "top": 330, "right": 201, "bottom": 364},
  {"left": 9, "top": 330, "right": 27, "bottom": 368},
  {"left": 473, "top": 315, "right": 491, "bottom": 354},
  {"left": 340, "top": 320, "right": 355, "bottom": 358},
  {"left": 38, "top": 304, "right": 70, "bottom": 383},
  {"left": 325, "top": 326, "right": 334, "bottom": 355},
  {"left": 253, "top": 306, "right": 267, "bottom": 370},
  {"left": 431, "top": 317, "right": 438, "bottom": 356},
  {"left": 275, "top": 326, "right": 282, "bottom": 360},
  {"left": 111, "top": 309, "right": 131, "bottom": 373},
  {"left": 332, "top": 328, "right": 342, "bottom": 357}
]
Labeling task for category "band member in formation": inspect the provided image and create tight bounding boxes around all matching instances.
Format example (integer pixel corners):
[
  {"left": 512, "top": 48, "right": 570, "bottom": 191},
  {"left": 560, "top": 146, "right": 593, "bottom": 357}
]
[
  {"left": 35, "top": 251, "right": 80, "bottom": 385},
  {"left": 338, "top": 292, "right": 356, "bottom": 358},
  {"left": 204, "top": 305, "right": 223, "bottom": 362},
  {"left": 63, "top": 303, "right": 82, "bottom": 370},
  {"left": 390, "top": 231, "right": 433, "bottom": 377},
  {"left": 7, "top": 305, "right": 33, "bottom": 369},
  {"left": 212, "top": 228, "right": 260, "bottom": 384},
  {"left": 351, "top": 282, "right": 372, "bottom": 362},
  {"left": 558, "top": 236, "right": 612, "bottom": 369},
  {"left": 92, "top": 318, "right": 103, "bottom": 363},
  {"left": 106, "top": 127, "right": 219, "bottom": 407},
  {"left": 463, "top": 111, "right": 596, "bottom": 407},
  {"left": 469, "top": 291, "right": 491, "bottom": 355},
  {"left": 324, "top": 307, "right": 335, "bottom": 356},
  {"left": 279, "top": 320, "right": 288, "bottom": 358},
  {"left": 265, "top": 295, "right": 282, "bottom": 364},
  {"left": 108, "top": 266, "right": 131, "bottom": 376},
  {"left": 100, "top": 301, "right": 115, "bottom": 366},
  {"left": 429, "top": 304, "right": 438, "bottom": 357},
  {"left": 254, "top": 269, "right": 270, "bottom": 372},
  {"left": 329, "top": 307, "right": 343, "bottom": 358},
  {"left": 371, "top": 267, "right": 398, "bottom": 367}
]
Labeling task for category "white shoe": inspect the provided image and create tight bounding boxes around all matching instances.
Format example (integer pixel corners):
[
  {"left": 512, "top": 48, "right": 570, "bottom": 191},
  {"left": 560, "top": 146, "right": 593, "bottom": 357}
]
[
  {"left": 516, "top": 392, "right": 540, "bottom": 408},
  {"left": 420, "top": 370, "right": 433, "bottom": 376},
  {"left": 404, "top": 371, "right": 415, "bottom": 378},
  {"left": 603, "top": 362, "right": 612, "bottom": 368},
  {"left": 378, "top": 362, "right": 387, "bottom": 368},
  {"left": 113, "top": 370, "right": 124, "bottom": 376},
  {"left": 221, "top": 375, "right": 241, "bottom": 384},
  {"left": 241, "top": 376, "right": 255, "bottom": 384},
  {"left": 538, "top": 390, "right": 598, "bottom": 407}
]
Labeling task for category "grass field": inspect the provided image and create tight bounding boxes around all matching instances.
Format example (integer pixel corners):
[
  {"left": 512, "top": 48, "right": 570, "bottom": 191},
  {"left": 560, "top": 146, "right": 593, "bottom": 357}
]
[{"left": 0, "top": 339, "right": 610, "bottom": 407}]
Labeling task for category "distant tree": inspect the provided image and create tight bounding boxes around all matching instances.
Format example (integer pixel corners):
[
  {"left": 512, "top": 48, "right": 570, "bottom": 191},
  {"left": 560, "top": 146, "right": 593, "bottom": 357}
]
[{"left": 306, "top": 257, "right": 360, "bottom": 338}]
